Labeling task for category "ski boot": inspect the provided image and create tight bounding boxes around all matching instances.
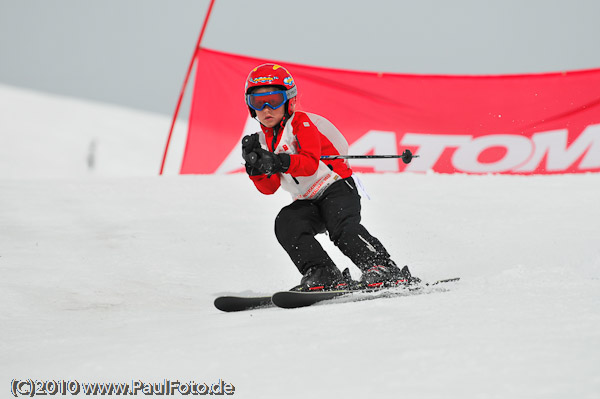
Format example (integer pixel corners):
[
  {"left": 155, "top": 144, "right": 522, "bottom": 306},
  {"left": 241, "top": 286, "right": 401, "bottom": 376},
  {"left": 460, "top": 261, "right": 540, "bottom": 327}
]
[
  {"left": 291, "top": 264, "right": 355, "bottom": 292},
  {"left": 360, "top": 262, "right": 420, "bottom": 289}
]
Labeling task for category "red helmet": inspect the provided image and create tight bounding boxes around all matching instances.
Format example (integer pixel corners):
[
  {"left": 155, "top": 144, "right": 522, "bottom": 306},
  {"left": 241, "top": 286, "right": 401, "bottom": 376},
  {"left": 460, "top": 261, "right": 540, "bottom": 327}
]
[{"left": 245, "top": 64, "right": 297, "bottom": 118}]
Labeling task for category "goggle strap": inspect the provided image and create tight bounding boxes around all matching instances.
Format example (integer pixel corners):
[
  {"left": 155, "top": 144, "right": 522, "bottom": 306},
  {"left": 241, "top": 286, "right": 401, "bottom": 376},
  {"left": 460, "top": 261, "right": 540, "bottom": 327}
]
[{"left": 286, "top": 86, "right": 297, "bottom": 99}]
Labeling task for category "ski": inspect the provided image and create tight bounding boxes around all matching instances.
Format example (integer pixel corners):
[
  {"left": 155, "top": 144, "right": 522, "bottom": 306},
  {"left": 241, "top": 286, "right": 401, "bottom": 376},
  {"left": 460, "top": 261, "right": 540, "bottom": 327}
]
[
  {"left": 271, "top": 277, "right": 460, "bottom": 309},
  {"left": 214, "top": 277, "right": 459, "bottom": 312},
  {"left": 213, "top": 295, "right": 273, "bottom": 312}
]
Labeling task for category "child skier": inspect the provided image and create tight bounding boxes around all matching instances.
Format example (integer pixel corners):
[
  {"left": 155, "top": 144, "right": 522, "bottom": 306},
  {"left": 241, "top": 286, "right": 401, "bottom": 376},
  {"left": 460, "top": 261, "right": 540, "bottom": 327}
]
[{"left": 241, "top": 63, "right": 418, "bottom": 291}]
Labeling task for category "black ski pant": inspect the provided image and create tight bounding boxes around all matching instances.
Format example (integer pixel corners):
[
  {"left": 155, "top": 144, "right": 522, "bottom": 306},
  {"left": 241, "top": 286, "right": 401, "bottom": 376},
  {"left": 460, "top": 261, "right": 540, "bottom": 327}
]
[{"left": 274, "top": 177, "right": 393, "bottom": 275}]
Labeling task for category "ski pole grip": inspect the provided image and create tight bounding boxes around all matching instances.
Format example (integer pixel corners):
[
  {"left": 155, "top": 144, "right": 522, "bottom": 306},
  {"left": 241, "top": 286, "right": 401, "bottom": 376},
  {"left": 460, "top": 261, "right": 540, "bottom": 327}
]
[
  {"left": 247, "top": 152, "right": 258, "bottom": 164},
  {"left": 242, "top": 133, "right": 260, "bottom": 165},
  {"left": 242, "top": 135, "right": 253, "bottom": 146}
]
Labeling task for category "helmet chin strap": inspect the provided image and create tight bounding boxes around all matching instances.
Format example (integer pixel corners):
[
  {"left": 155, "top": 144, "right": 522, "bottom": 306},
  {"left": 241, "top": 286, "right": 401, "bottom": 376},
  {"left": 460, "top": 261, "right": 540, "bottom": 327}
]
[
  {"left": 253, "top": 100, "right": 293, "bottom": 128},
  {"left": 251, "top": 104, "right": 291, "bottom": 151}
]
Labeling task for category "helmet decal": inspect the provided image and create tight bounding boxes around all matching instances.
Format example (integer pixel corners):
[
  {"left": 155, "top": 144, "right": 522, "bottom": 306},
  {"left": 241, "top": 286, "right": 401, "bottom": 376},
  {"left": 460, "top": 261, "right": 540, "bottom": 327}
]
[{"left": 249, "top": 76, "right": 280, "bottom": 85}]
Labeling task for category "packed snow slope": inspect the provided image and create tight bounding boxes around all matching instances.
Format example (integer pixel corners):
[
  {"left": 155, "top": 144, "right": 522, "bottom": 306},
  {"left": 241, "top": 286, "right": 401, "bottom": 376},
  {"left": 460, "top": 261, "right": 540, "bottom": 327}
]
[{"left": 1, "top": 85, "right": 599, "bottom": 398}]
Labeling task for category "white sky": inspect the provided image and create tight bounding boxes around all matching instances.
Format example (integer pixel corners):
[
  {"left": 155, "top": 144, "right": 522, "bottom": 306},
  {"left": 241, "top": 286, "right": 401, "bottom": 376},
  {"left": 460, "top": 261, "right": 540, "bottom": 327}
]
[{"left": 1, "top": 0, "right": 600, "bottom": 115}]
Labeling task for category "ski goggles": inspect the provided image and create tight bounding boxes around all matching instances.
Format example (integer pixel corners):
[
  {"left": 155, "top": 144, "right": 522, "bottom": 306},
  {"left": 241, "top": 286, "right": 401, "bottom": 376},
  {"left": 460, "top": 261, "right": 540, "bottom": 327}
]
[{"left": 246, "top": 87, "right": 297, "bottom": 111}]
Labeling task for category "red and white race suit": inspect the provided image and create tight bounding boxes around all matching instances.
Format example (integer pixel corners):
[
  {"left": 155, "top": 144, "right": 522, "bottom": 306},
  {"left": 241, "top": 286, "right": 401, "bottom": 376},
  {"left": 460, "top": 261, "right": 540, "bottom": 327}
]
[{"left": 249, "top": 111, "right": 353, "bottom": 200}]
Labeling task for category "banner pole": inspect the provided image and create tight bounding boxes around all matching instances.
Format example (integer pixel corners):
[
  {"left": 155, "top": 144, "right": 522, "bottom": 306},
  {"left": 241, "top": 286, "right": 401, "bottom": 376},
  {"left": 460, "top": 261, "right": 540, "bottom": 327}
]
[{"left": 159, "top": 0, "right": 217, "bottom": 175}]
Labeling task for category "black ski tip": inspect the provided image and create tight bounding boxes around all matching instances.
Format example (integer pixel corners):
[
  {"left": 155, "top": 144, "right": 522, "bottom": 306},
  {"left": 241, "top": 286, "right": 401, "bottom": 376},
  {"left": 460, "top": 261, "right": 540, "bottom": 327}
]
[
  {"left": 214, "top": 296, "right": 241, "bottom": 312},
  {"left": 214, "top": 296, "right": 272, "bottom": 312}
]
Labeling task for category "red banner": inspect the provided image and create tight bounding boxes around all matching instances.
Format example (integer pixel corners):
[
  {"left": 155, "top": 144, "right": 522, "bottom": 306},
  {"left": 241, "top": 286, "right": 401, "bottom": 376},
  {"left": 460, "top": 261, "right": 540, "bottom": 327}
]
[{"left": 182, "top": 48, "right": 600, "bottom": 174}]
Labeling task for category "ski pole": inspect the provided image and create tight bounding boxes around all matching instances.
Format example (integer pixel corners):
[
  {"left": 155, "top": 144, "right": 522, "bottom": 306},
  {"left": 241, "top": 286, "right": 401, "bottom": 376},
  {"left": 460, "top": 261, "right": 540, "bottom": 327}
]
[{"left": 321, "top": 149, "right": 418, "bottom": 164}]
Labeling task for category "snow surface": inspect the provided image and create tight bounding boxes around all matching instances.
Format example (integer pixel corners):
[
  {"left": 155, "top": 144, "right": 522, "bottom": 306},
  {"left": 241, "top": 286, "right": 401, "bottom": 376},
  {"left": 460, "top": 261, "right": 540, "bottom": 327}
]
[{"left": 1, "top": 85, "right": 600, "bottom": 398}]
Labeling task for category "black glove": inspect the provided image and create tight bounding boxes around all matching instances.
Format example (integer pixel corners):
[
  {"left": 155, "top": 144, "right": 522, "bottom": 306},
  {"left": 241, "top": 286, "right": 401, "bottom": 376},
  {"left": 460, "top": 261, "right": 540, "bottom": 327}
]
[
  {"left": 241, "top": 133, "right": 262, "bottom": 175},
  {"left": 253, "top": 148, "right": 291, "bottom": 176},
  {"left": 245, "top": 164, "right": 263, "bottom": 176},
  {"left": 241, "top": 133, "right": 261, "bottom": 164}
]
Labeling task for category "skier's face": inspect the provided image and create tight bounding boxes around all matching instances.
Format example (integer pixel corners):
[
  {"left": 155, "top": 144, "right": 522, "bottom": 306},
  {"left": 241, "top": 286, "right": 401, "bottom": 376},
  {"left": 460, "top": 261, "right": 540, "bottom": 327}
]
[{"left": 252, "top": 87, "right": 286, "bottom": 128}]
